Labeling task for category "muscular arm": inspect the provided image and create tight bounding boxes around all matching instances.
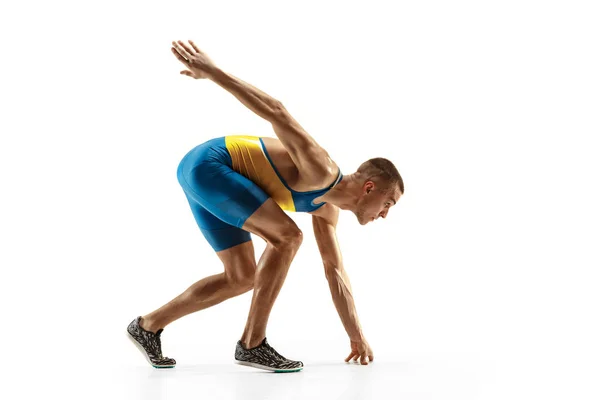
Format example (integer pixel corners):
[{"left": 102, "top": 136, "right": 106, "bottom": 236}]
[
  {"left": 208, "top": 68, "right": 325, "bottom": 172},
  {"left": 209, "top": 68, "right": 286, "bottom": 124},
  {"left": 324, "top": 261, "right": 365, "bottom": 341},
  {"left": 312, "top": 207, "right": 365, "bottom": 341},
  {"left": 172, "top": 41, "right": 322, "bottom": 164}
]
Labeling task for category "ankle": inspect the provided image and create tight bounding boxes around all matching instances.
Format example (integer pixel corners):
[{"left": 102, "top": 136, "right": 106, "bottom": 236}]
[
  {"left": 140, "top": 316, "right": 161, "bottom": 334},
  {"left": 241, "top": 336, "right": 265, "bottom": 349}
]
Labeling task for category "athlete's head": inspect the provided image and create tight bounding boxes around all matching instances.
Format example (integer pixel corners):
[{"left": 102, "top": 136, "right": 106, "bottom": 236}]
[{"left": 354, "top": 157, "right": 404, "bottom": 225}]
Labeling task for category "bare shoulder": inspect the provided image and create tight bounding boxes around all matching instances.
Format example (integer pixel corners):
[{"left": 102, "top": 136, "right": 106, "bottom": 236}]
[
  {"left": 262, "top": 136, "right": 340, "bottom": 190},
  {"left": 309, "top": 202, "right": 340, "bottom": 226},
  {"left": 296, "top": 140, "right": 337, "bottom": 176},
  {"left": 295, "top": 142, "right": 341, "bottom": 187}
]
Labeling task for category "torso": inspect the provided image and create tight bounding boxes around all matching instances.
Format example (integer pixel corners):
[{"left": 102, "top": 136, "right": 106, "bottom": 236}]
[
  {"left": 261, "top": 136, "right": 340, "bottom": 193},
  {"left": 219, "top": 134, "right": 340, "bottom": 218},
  {"left": 260, "top": 137, "right": 340, "bottom": 218}
]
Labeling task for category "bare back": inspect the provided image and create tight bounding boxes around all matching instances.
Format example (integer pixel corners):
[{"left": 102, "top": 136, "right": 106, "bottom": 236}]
[{"left": 260, "top": 136, "right": 339, "bottom": 192}]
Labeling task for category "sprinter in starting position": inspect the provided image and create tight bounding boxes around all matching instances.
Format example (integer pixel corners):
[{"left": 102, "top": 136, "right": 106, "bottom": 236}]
[{"left": 127, "top": 40, "right": 404, "bottom": 372}]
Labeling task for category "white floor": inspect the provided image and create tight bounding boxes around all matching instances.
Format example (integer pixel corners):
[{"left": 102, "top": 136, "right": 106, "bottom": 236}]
[
  {"left": 112, "top": 355, "right": 491, "bottom": 400},
  {"left": 28, "top": 340, "right": 588, "bottom": 400},
  {"left": 9, "top": 342, "right": 599, "bottom": 400}
]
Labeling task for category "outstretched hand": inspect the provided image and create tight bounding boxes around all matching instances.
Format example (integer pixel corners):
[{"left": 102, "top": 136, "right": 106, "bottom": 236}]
[
  {"left": 345, "top": 339, "right": 374, "bottom": 365},
  {"left": 171, "top": 40, "right": 217, "bottom": 79}
]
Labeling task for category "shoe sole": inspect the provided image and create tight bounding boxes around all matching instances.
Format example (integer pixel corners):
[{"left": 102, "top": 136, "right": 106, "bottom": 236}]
[
  {"left": 235, "top": 360, "right": 303, "bottom": 373},
  {"left": 126, "top": 331, "right": 175, "bottom": 369}
]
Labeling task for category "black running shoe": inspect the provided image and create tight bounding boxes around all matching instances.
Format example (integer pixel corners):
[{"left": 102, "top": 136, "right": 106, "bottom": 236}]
[
  {"left": 126, "top": 316, "right": 176, "bottom": 368},
  {"left": 235, "top": 338, "right": 303, "bottom": 372}
]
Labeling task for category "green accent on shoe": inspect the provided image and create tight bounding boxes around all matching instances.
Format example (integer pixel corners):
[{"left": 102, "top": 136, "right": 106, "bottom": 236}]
[{"left": 274, "top": 368, "right": 303, "bottom": 373}]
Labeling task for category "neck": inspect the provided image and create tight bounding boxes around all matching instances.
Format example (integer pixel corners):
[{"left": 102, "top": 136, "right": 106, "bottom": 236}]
[{"left": 320, "top": 173, "right": 362, "bottom": 212}]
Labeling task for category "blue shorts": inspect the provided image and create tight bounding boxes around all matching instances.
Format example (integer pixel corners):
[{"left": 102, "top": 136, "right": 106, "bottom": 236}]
[{"left": 176, "top": 137, "right": 269, "bottom": 252}]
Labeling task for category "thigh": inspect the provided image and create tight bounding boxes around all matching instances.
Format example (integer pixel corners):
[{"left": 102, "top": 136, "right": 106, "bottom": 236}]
[
  {"left": 183, "top": 190, "right": 257, "bottom": 282},
  {"left": 182, "top": 178, "right": 302, "bottom": 250},
  {"left": 177, "top": 149, "right": 301, "bottom": 250},
  {"left": 182, "top": 192, "right": 253, "bottom": 253},
  {"left": 178, "top": 159, "right": 270, "bottom": 229},
  {"left": 242, "top": 198, "right": 303, "bottom": 247}
]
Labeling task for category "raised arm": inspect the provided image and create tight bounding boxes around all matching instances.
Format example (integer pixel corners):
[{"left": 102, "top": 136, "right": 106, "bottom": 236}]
[
  {"left": 312, "top": 205, "right": 374, "bottom": 365},
  {"left": 171, "top": 40, "right": 325, "bottom": 172},
  {"left": 209, "top": 70, "right": 322, "bottom": 162}
]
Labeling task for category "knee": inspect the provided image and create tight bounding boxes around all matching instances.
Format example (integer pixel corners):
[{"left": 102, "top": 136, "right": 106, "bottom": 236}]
[
  {"left": 227, "top": 268, "right": 255, "bottom": 292},
  {"left": 271, "top": 227, "right": 303, "bottom": 250},
  {"left": 237, "top": 272, "right": 255, "bottom": 292}
]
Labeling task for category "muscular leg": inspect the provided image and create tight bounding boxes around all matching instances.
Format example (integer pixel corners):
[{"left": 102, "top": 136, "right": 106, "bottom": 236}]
[
  {"left": 237, "top": 198, "right": 304, "bottom": 349},
  {"left": 139, "top": 196, "right": 302, "bottom": 347},
  {"left": 140, "top": 240, "right": 257, "bottom": 333}
]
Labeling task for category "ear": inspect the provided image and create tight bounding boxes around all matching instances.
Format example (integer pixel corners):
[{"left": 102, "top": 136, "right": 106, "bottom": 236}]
[{"left": 364, "top": 181, "right": 375, "bottom": 194}]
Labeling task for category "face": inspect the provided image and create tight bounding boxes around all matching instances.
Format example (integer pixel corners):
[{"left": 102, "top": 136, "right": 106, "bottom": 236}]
[{"left": 355, "top": 181, "right": 401, "bottom": 225}]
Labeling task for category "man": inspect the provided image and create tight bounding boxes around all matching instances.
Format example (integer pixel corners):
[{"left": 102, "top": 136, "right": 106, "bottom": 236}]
[{"left": 127, "top": 40, "right": 404, "bottom": 372}]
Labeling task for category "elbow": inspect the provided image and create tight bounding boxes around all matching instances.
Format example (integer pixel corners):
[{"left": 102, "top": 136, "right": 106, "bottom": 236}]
[
  {"left": 323, "top": 262, "right": 342, "bottom": 277},
  {"left": 272, "top": 100, "right": 285, "bottom": 112},
  {"left": 271, "top": 101, "right": 289, "bottom": 123}
]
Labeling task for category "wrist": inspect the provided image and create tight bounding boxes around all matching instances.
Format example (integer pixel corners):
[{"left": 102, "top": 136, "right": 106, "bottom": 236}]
[
  {"left": 207, "top": 66, "right": 226, "bottom": 82},
  {"left": 350, "top": 330, "right": 365, "bottom": 342}
]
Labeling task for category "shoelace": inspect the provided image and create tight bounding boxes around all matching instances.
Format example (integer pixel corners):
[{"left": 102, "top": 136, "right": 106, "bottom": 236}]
[
  {"left": 153, "top": 330, "right": 164, "bottom": 358},
  {"left": 264, "top": 342, "right": 287, "bottom": 361}
]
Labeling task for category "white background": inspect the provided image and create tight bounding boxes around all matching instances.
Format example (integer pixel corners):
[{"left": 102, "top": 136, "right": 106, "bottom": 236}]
[{"left": 1, "top": 0, "right": 599, "bottom": 399}]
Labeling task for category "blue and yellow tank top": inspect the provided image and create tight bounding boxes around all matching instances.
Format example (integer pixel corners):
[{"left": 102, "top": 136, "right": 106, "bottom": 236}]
[{"left": 224, "top": 135, "right": 343, "bottom": 212}]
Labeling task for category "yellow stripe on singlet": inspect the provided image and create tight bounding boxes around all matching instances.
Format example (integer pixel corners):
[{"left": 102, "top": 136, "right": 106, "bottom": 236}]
[{"left": 225, "top": 135, "right": 296, "bottom": 212}]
